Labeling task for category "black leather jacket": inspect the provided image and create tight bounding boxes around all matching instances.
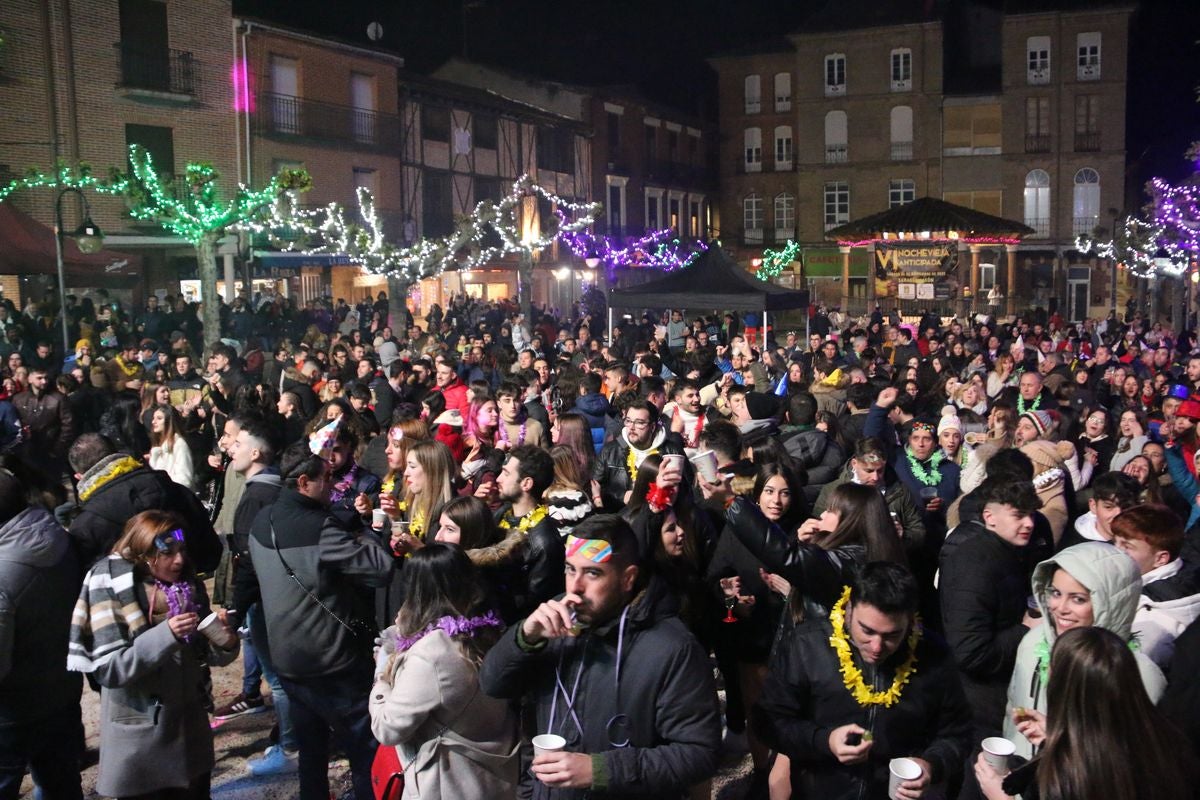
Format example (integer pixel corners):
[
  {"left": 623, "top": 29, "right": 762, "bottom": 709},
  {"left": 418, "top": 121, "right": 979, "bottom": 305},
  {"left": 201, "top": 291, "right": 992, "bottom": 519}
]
[{"left": 592, "top": 429, "right": 685, "bottom": 511}]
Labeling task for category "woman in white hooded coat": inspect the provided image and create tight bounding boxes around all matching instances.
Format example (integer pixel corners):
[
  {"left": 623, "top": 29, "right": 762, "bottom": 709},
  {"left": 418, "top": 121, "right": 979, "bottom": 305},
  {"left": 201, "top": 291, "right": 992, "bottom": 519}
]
[{"left": 1003, "top": 541, "right": 1166, "bottom": 759}]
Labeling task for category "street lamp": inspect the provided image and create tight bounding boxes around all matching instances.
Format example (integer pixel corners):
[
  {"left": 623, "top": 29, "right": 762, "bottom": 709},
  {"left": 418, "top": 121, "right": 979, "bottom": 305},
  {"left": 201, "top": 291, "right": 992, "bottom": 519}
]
[{"left": 53, "top": 187, "right": 104, "bottom": 355}]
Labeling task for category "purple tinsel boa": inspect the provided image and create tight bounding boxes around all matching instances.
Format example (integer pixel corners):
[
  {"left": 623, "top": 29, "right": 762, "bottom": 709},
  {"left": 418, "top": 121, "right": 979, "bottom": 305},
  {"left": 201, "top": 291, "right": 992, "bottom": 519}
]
[{"left": 392, "top": 610, "right": 503, "bottom": 653}]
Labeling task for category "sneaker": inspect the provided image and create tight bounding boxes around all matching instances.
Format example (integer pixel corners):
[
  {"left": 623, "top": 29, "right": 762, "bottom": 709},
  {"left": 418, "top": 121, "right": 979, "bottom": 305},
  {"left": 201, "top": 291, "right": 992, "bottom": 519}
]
[
  {"left": 213, "top": 692, "right": 267, "bottom": 720},
  {"left": 248, "top": 745, "right": 299, "bottom": 777}
]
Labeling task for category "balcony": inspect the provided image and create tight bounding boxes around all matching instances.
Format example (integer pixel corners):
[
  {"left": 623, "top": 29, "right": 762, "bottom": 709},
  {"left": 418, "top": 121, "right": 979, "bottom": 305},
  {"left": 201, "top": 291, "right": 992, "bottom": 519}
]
[
  {"left": 1074, "top": 132, "right": 1101, "bottom": 152},
  {"left": 1025, "top": 217, "right": 1050, "bottom": 238},
  {"left": 1073, "top": 215, "right": 1100, "bottom": 237},
  {"left": 1025, "top": 134, "right": 1051, "bottom": 153},
  {"left": 743, "top": 228, "right": 764, "bottom": 245},
  {"left": 115, "top": 43, "right": 195, "bottom": 98},
  {"left": 255, "top": 92, "right": 402, "bottom": 152},
  {"left": 1027, "top": 68, "right": 1050, "bottom": 85},
  {"left": 890, "top": 141, "right": 913, "bottom": 161},
  {"left": 773, "top": 227, "right": 795, "bottom": 242},
  {"left": 825, "top": 145, "right": 848, "bottom": 164}
]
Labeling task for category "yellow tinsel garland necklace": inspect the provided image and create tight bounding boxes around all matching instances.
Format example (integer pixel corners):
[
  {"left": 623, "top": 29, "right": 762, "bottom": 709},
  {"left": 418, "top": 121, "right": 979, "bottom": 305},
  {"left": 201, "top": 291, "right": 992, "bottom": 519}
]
[
  {"left": 828, "top": 586, "right": 921, "bottom": 707},
  {"left": 499, "top": 505, "right": 549, "bottom": 533},
  {"left": 113, "top": 354, "right": 141, "bottom": 377},
  {"left": 626, "top": 446, "right": 659, "bottom": 482}
]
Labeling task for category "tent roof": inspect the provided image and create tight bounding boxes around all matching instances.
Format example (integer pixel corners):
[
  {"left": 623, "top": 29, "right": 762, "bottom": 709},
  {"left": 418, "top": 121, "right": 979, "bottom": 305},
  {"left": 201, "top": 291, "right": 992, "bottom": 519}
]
[
  {"left": 824, "top": 196, "right": 1034, "bottom": 242},
  {"left": 609, "top": 245, "right": 808, "bottom": 311},
  {"left": 0, "top": 202, "right": 141, "bottom": 285}
]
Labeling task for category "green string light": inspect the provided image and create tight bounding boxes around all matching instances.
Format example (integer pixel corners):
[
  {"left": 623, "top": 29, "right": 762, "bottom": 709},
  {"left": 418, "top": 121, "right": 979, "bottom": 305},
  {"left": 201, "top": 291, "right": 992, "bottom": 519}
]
[{"left": 756, "top": 239, "right": 801, "bottom": 281}]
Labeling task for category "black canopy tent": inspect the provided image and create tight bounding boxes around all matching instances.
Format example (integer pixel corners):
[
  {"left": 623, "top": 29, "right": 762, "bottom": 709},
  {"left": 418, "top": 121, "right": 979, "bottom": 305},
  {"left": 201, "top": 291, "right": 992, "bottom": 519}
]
[{"left": 606, "top": 245, "right": 809, "bottom": 340}]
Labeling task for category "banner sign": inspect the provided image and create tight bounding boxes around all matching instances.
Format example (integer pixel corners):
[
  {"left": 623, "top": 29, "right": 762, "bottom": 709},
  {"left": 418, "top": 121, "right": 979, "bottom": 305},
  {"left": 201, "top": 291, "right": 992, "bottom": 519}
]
[{"left": 874, "top": 243, "right": 960, "bottom": 301}]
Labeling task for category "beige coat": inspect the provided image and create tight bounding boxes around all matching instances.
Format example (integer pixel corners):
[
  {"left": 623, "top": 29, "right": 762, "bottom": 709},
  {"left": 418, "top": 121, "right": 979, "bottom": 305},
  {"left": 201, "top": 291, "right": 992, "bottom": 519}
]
[{"left": 370, "top": 629, "right": 520, "bottom": 799}]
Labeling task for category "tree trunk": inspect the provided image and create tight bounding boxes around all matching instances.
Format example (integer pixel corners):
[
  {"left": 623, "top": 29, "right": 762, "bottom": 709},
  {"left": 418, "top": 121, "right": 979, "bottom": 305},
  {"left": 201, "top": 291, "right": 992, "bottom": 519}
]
[
  {"left": 387, "top": 274, "right": 409, "bottom": 328},
  {"left": 196, "top": 233, "right": 221, "bottom": 353},
  {"left": 518, "top": 249, "right": 533, "bottom": 323}
]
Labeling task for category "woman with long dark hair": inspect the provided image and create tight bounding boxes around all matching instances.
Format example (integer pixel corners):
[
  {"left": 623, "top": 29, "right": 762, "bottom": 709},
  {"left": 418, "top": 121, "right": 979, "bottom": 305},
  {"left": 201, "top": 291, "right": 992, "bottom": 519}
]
[
  {"left": 976, "top": 626, "right": 1197, "bottom": 800},
  {"left": 148, "top": 403, "right": 196, "bottom": 490},
  {"left": 370, "top": 545, "right": 519, "bottom": 798}
]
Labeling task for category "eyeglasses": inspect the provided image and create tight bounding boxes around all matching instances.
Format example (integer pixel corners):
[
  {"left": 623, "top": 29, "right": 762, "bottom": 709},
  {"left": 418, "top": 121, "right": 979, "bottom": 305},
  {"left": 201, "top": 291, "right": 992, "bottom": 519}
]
[
  {"left": 623, "top": 418, "right": 652, "bottom": 429},
  {"left": 152, "top": 528, "right": 186, "bottom": 554}
]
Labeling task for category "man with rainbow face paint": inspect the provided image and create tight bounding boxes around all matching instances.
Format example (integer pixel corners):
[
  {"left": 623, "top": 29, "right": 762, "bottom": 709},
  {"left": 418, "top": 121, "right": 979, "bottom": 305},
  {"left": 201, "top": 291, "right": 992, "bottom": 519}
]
[{"left": 480, "top": 514, "right": 721, "bottom": 798}]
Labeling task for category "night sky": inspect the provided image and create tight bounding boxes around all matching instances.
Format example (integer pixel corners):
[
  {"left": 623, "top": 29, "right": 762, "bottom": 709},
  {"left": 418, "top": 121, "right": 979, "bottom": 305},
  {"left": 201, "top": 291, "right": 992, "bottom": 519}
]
[{"left": 235, "top": 0, "right": 1200, "bottom": 188}]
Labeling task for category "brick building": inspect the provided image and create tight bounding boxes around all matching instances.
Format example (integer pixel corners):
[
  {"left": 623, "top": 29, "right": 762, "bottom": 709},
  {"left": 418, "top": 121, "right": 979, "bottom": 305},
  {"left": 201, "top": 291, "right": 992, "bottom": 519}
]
[
  {"left": 711, "top": 1, "right": 1133, "bottom": 320},
  {"left": 0, "top": 0, "right": 238, "bottom": 307},
  {"left": 235, "top": 17, "right": 405, "bottom": 306}
]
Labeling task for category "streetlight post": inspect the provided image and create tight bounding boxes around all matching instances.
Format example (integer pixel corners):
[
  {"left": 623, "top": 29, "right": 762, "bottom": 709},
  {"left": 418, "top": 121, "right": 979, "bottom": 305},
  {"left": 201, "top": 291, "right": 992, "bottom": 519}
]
[{"left": 53, "top": 187, "right": 104, "bottom": 356}]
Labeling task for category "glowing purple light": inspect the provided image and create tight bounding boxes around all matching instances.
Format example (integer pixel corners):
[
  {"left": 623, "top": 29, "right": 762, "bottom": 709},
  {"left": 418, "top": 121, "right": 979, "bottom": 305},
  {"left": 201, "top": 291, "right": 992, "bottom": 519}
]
[{"left": 231, "top": 58, "right": 254, "bottom": 113}]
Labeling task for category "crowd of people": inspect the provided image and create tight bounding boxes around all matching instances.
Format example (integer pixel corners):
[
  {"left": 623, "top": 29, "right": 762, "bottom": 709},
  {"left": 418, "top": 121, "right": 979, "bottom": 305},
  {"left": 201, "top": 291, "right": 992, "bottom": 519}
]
[{"left": 2, "top": 287, "right": 1200, "bottom": 800}]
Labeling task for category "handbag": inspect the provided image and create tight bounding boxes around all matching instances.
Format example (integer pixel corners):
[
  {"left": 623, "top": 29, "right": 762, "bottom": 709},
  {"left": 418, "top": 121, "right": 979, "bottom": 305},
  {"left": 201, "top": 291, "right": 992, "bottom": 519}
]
[{"left": 371, "top": 744, "right": 404, "bottom": 800}]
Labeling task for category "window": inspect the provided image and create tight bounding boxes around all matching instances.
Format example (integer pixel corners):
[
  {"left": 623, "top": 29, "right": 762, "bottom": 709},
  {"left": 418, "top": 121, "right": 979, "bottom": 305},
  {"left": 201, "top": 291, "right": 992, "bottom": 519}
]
[
  {"left": 669, "top": 196, "right": 681, "bottom": 232},
  {"left": 607, "top": 112, "right": 621, "bottom": 151},
  {"left": 744, "top": 75, "right": 761, "bottom": 114},
  {"left": 1077, "top": 32, "right": 1101, "bottom": 79},
  {"left": 743, "top": 194, "right": 763, "bottom": 242},
  {"left": 774, "top": 193, "right": 795, "bottom": 241},
  {"left": 774, "top": 125, "right": 793, "bottom": 170},
  {"left": 890, "top": 48, "right": 912, "bottom": 91},
  {"left": 1073, "top": 168, "right": 1100, "bottom": 235},
  {"left": 943, "top": 104, "right": 1001, "bottom": 154},
  {"left": 690, "top": 199, "right": 701, "bottom": 238},
  {"left": 890, "top": 106, "right": 913, "bottom": 160},
  {"left": 125, "top": 124, "right": 174, "bottom": 178},
  {"left": 668, "top": 129, "right": 679, "bottom": 161},
  {"left": 645, "top": 124, "right": 657, "bottom": 163},
  {"left": 824, "top": 111, "right": 848, "bottom": 163},
  {"left": 1074, "top": 96, "right": 1100, "bottom": 151},
  {"left": 421, "top": 105, "right": 450, "bottom": 142},
  {"left": 889, "top": 179, "right": 915, "bottom": 208},
  {"left": 743, "top": 128, "right": 762, "bottom": 172},
  {"left": 269, "top": 56, "right": 299, "bottom": 134},
  {"left": 118, "top": 0, "right": 172, "bottom": 92},
  {"left": 824, "top": 182, "right": 849, "bottom": 231},
  {"left": 1025, "top": 97, "right": 1050, "bottom": 152},
  {"left": 980, "top": 263, "right": 996, "bottom": 290},
  {"left": 645, "top": 191, "right": 661, "bottom": 230},
  {"left": 944, "top": 191, "right": 1003, "bottom": 217},
  {"left": 774, "top": 73, "right": 791, "bottom": 112},
  {"left": 825, "top": 54, "right": 846, "bottom": 96},
  {"left": 1027, "top": 36, "right": 1051, "bottom": 84},
  {"left": 1024, "top": 169, "right": 1051, "bottom": 237},
  {"left": 537, "top": 127, "right": 574, "bottom": 173},
  {"left": 350, "top": 73, "right": 376, "bottom": 143},
  {"left": 474, "top": 113, "right": 498, "bottom": 150},
  {"left": 607, "top": 178, "right": 626, "bottom": 237},
  {"left": 422, "top": 172, "right": 453, "bottom": 237}
]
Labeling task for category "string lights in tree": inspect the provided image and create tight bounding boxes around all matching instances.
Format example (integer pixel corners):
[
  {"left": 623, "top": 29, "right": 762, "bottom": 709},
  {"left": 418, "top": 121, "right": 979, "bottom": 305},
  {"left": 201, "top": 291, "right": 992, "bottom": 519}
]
[
  {"left": 557, "top": 222, "right": 708, "bottom": 278},
  {"left": 0, "top": 145, "right": 312, "bottom": 349},
  {"left": 756, "top": 239, "right": 801, "bottom": 281},
  {"left": 1151, "top": 176, "right": 1200, "bottom": 260}
]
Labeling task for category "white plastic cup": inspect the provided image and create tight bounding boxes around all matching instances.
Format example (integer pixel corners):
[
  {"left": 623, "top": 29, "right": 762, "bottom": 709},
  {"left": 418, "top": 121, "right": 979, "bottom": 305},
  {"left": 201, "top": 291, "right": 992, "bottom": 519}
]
[
  {"left": 981, "top": 736, "right": 1016, "bottom": 772},
  {"left": 371, "top": 508, "right": 388, "bottom": 529},
  {"left": 197, "top": 612, "right": 237, "bottom": 649},
  {"left": 531, "top": 733, "right": 566, "bottom": 757},
  {"left": 690, "top": 450, "right": 719, "bottom": 482},
  {"left": 888, "top": 757, "right": 923, "bottom": 799},
  {"left": 661, "top": 453, "right": 684, "bottom": 471}
]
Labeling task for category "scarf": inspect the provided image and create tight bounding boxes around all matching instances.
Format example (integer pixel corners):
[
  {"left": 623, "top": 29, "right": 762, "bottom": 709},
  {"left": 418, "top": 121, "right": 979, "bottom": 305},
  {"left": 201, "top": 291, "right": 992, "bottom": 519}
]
[
  {"left": 68, "top": 555, "right": 149, "bottom": 672},
  {"left": 77, "top": 454, "right": 142, "bottom": 503}
]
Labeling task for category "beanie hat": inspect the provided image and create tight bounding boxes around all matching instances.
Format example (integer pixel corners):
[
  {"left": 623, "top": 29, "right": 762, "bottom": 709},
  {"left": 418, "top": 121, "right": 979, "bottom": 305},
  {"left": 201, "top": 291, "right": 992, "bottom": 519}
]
[
  {"left": 1020, "top": 409, "right": 1058, "bottom": 438},
  {"left": 938, "top": 407, "right": 962, "bottom": 436}
]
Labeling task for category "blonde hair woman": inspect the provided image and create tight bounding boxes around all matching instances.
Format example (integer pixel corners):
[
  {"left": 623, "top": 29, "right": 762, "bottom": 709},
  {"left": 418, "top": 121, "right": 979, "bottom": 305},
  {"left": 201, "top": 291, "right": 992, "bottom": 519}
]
[{"left": 390, "top": 440, "right": 456, "bottom": 556}]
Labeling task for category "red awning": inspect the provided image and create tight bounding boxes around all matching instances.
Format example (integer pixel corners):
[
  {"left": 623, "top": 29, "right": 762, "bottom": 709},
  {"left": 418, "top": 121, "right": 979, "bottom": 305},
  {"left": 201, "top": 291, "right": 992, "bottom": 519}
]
[{"left": 0, "top": 202, "right": 142, "bottom": 285}]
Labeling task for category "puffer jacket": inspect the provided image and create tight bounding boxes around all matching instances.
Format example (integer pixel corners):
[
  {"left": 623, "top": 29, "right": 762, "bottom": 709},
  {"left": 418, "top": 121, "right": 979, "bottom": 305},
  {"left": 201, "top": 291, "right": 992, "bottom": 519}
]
[
  {"left": 479, "top": 578, "right": 721, "bottom": 800},
  {"left": 938, "top": 519, "right": 1048, "bottom": 737},
  {"left": 0, "top": 506, "right": 82, "bottom": 723},
  {"left": 574, "top": 392, "right": 612, "bottom": 454},
  {"left": 780, "top": 427, "right": 845, "bottom": 486},
  {"left": 1004, "top": 541, "right": 1167, "bottom": 758},
  {"left": 755, "top": 614, "right": 972, "bottom": 800}
]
